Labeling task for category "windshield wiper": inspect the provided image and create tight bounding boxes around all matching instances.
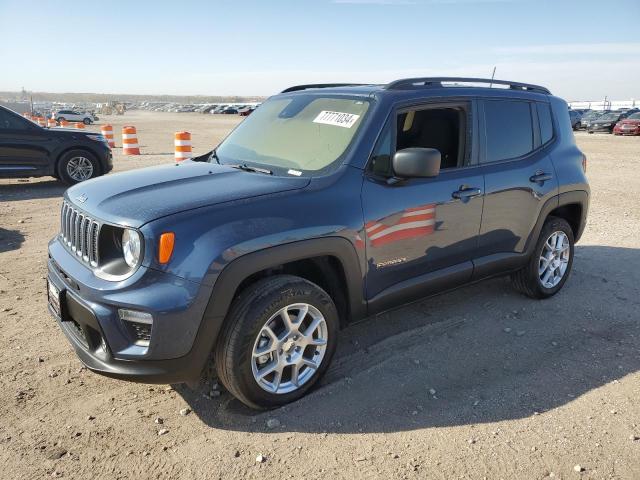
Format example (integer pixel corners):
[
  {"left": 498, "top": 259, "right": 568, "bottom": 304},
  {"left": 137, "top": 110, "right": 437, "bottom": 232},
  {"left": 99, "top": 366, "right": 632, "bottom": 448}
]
[{"left": 227, "top": 163, "right": 273, "bottom": 175}]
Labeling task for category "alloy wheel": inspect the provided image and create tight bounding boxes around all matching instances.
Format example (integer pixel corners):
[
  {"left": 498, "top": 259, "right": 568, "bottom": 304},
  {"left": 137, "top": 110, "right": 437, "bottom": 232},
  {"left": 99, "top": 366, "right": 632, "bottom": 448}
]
[
  {"left": 66, "top": 156, "right": 94, "bottom": 182},
  {"left": 538, "top": 230, "right": 570, "bottom": 288},
  {"left": 251, "top": 303, "right": 328, "bottom": 394}
]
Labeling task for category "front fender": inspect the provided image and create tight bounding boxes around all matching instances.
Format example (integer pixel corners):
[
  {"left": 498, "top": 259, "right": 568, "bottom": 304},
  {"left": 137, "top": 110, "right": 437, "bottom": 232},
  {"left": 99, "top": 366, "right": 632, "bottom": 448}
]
[{"left": 201, "top": 237, "right": 367, "bottom": 323}]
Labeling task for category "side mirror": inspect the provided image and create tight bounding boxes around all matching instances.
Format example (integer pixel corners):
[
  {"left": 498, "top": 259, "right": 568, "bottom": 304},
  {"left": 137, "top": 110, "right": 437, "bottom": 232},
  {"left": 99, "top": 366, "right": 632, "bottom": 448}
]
[{"left": 392, "top": 147, "right": 441, "bottom": 178}]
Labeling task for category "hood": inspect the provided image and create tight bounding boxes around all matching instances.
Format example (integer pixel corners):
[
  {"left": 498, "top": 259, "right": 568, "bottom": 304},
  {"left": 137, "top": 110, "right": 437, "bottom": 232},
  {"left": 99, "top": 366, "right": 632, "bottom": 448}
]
[
  {"left": 47, "top": 127, "right": 100, "bottom": 138},
  {"left": 66, "top": 161, "right": 310, "bottom": 227},
  {"left": 620, "top": 118, "right": 640, "bottom": 124},
  {"left": 53, "top": 127, "right": 90, "bottom": 133}
]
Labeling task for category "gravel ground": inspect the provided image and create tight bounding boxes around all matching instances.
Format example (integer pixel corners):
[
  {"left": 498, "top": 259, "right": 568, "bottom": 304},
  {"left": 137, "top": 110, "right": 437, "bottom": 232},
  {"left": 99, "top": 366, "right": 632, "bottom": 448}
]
[{"left": 0, "top": 111, "right": 639, "bottom": 480}]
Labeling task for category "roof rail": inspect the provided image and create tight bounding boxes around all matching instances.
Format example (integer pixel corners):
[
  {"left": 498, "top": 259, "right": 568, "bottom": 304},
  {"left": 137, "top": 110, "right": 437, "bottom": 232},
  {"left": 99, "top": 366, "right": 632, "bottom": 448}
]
[
  {"left": 385, "top": 77, "right": 551, "bottom": 94},
  {"left": 281, "top": 83, "right": 370, "bottom": 93}
]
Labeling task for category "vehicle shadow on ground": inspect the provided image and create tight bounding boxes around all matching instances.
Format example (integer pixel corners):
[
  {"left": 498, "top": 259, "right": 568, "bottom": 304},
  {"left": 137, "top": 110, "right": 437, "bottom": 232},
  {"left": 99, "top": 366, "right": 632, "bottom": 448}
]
[
  {"left": 175, "top": 245, "right": 640, "bottom": 433},
  {"left": 0, "top": 227, "right": 25, "bottom": 253},
  {"left": 0, "top": 180, "right": 66, "bottom": 201}
]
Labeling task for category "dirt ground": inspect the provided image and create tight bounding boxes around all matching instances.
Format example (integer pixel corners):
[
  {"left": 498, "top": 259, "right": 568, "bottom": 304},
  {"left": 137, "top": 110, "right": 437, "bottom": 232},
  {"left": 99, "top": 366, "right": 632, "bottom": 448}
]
[{"left": 1, "top": 111, "right": 639, "bottom": 480}]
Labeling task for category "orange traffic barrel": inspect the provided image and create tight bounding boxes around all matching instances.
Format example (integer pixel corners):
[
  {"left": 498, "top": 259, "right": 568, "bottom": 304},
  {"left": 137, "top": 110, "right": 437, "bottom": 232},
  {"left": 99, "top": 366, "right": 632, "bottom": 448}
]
[
  {"left": 59, "top": 119, "right": 69, "bottom": 128},
  {"left": 37, "top": 117, "right": 46, "bottom": 127},
  {"left": 122, "top": 126, "right": 140, "bottom": 155},
  {"left": 100, "top": 125, "right": 115, "bottom": 148},
  {"left": 174, "top": 131, "right": 192, "bottom": 162},
  {"left": 47, "top": 118, "right": 57, "bottom": 127},
  {"left": 75, "top": 122, "right": 85, "bottom": 129}
]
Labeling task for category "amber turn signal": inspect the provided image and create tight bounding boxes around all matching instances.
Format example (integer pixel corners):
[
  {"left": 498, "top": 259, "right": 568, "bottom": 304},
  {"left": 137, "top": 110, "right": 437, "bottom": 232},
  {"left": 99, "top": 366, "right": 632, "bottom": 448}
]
[{"left": 158, "top": 232, "right": 175, "bottom": 264}]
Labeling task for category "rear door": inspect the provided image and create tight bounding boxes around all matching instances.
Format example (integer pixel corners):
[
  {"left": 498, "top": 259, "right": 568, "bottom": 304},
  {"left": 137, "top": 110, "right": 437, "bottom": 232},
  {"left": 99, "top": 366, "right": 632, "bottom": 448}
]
[
  {"left": 475, "top": 98, "right": 558, "bottom": 273},
  {"left": 0, "top": 107, "right": 52, "bottom": 174}
]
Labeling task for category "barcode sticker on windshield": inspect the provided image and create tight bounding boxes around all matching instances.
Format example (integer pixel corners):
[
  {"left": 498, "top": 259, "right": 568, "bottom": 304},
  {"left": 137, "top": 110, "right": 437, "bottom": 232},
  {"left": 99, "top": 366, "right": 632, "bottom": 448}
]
[{"left": 313, "top": 111, "right": 360, "bottom": 128}]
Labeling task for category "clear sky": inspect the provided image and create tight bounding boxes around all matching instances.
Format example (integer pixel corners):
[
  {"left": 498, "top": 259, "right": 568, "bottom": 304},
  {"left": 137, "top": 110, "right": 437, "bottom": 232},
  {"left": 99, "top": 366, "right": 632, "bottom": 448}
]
[{"left": 0, "top": 0, "right": 638, "bottom": 100}]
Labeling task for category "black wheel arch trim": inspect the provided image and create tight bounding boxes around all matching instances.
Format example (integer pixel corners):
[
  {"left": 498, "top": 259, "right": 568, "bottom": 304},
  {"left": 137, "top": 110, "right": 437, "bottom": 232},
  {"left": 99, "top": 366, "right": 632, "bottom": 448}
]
[
  {"left": 202, "top": 237, "right": 367, "bottom": 323},
  {"left": 523, "top": 189, "right": 588, "bottom": 256},
  {"left": 472, "top": 190, "right": 588, "bottom": 280},
  {"left": 556, "top": 190, "right": 589, "bottom": 242}
]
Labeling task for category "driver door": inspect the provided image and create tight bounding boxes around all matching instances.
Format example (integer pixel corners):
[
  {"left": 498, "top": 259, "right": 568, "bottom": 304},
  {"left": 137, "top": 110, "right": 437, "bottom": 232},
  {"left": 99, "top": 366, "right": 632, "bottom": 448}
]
[{"left": 361, "top": 100, "right": 484, "bottom": 312}]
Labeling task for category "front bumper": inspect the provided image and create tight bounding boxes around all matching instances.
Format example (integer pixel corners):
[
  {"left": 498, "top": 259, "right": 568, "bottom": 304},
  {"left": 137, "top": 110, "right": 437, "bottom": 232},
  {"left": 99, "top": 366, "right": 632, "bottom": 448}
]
[
  {"left": 614, "top": 126, "right": 640, "bottom": 135},
  {"left": 102, "top": 149, "right": 113, "bottom": 173},
  {"left": 47, "top": 236, "right": 219, "bottom": 383},
  {"left": 587, "top": 124, "right": 613, "bottom": 133}
]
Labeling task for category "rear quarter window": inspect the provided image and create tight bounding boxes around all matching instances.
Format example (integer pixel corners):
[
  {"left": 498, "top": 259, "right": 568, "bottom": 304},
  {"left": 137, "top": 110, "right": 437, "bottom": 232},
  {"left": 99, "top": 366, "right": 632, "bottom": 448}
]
[
  {"left": 538, "top": 103, "right": 554, "bottom": 144},
  {"left": 483, "top": 100, "right": 533, "bottom": 162}
]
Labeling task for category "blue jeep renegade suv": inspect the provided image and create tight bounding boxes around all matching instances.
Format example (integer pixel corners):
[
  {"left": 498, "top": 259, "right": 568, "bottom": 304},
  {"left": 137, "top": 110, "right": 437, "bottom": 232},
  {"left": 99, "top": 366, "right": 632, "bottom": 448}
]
[{"left": 47, "top": 78, "right": 589, "bottom": 409}]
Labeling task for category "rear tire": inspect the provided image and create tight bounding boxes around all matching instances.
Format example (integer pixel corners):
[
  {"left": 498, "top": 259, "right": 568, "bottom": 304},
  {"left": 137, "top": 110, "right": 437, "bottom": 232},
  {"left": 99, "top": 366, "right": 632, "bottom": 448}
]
[
  {"left": 57, "top": 150, "right": 100, "bottom": 185},
  {"left": 215, "top": 275, "right": 339, "bottom": 409},
  {"left": 83, "top": 118, "right": 91, "bottom": 125},
  {"left": 511, "top": 216, "right": 574, "bottom": 299}
]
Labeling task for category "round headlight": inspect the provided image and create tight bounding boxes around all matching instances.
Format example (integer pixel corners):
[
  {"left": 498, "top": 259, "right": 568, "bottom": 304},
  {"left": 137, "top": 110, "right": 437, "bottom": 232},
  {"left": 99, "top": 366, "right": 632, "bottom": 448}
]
[{"left": 122, "top": 229, "right": 142, "bottom": 268}]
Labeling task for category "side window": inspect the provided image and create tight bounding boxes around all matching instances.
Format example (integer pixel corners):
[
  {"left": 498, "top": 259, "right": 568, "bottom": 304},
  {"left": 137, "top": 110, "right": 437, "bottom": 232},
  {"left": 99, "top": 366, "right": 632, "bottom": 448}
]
[
  {"left": 0, "top": 109, "right": 29, "bottom": 130},
  {"left": 483, "top": 100, "right": 533, "bottom": 162},
  {"left": 396, "top": 106, "right": 467, "bottom": 170},
  {"left": 368, "top": 120, "right": 392, "bottom": 177},
  {"left": 537, "top": 102, "right": 554, "bottom": 144}
]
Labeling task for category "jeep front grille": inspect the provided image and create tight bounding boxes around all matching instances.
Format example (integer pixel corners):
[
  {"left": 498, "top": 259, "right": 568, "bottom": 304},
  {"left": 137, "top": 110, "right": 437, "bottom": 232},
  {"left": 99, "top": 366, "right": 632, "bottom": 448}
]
[{"left": 60, "top": 201, "right": 101, "bottom": 267}]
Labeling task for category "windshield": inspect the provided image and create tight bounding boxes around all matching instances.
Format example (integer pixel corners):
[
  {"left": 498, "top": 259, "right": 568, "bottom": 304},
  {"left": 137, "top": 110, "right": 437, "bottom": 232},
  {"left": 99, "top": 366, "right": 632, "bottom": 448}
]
[
  {"left": 215, "top": 95, "right": 370, "bottom": 176},
  {"left": 628, "top": 113, "right": 640, "bottom": 120},
  {"left": 599, "top": 114, "right": 619, "bottom": 121}
]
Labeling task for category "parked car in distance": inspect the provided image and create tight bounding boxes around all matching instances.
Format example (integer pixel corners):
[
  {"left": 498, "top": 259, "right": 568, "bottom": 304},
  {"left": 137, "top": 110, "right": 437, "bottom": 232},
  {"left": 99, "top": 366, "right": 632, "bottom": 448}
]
[
  {"left": 201, "top": 105, "right": 219, "bottom": 114},
  {"left": 578, "top": 110, "right": 603, "bottom": 130},
  {"left": 586, "top": 112, "right": 625, "bottom": 133},
  {"left": 568, "top": 110, "right": 582, "bottom": 130},
  {"left": 54, "top": 110, "right": 95, "bottom": 125},
  {"left": 0, "top": 105, "right": 112, "bottom": 184},
  {"left": 613, "top": 112, "right": 640, "bottom": 135},
  {"left": 222, "top": 107, "right": 239, "bottom": 114},
  {"left": 238, "top": 106, "right": 255, "bottom": 116},
  {"left": 47, "top": 77, "right": 588, "bottom": 409}
]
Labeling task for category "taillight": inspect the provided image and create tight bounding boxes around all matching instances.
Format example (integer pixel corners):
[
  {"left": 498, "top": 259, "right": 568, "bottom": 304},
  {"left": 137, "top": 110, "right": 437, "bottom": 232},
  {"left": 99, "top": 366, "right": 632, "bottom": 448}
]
[{"left": 582, "top": 154, "right": 587, "bottom": 173}]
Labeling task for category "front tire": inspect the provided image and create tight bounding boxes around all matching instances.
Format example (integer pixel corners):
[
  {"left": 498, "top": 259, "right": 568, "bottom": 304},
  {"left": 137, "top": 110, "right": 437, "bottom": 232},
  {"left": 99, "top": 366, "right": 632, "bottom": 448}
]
[
  {"left": 511, "top": 216, "right": 574, "bottom": 299},
  {"left": 83, "top": 118, "right": 91, "bottom": 125},
  {"left": 215, "top": 275, "right": 339, "bottom": 409},
  {"left": 57, "top": 150, "right": 100, "bottom": 185}
]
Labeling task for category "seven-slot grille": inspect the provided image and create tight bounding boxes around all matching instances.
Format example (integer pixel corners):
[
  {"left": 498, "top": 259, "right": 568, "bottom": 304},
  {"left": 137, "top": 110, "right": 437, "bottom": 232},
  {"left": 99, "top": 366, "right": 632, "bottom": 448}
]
[{"left": 60, "top": 201, "right": 101, "bottom": 267}]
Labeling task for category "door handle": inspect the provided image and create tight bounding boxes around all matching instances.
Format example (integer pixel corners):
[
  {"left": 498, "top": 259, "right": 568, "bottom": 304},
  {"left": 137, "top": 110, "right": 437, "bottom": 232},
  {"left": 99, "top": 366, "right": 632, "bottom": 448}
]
[
  {"left": 452, "top": 186, "right": 482, "bottom": 201},
  {"left": 529, "top": 171, "right": 553, "bottom": 184}
]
